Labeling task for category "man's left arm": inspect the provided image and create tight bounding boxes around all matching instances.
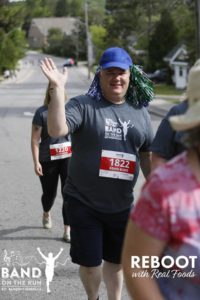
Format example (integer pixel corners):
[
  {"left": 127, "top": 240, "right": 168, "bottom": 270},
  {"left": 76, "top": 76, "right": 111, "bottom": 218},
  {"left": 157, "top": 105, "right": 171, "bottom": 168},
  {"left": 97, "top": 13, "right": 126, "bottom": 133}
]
[{"left": 139, "top": 151, "right": 152, "bottom": 179}]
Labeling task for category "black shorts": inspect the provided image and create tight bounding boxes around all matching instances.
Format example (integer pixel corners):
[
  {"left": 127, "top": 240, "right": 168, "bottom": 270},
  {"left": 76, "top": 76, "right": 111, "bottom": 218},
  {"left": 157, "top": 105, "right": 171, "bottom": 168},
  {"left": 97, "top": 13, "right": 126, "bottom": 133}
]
[{"left": 66, "top": 195, "right": 130, "bottom": 267}]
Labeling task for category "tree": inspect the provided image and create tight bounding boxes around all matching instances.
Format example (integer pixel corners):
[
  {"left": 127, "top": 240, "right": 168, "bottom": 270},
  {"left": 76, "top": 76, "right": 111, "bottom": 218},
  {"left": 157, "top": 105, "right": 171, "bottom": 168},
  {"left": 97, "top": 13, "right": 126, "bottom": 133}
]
[
  {"left": 55, "top": 0, "right": 70, "bottom": 16},
  {"left": 104, "top": 0, "right": 140, "bottom": 49},
  {"left": 171, "top": 2, "right": 196, "bottom": 64},
  {"left": 25, "top": 0, "right": 52, "bottom": 17},
  {"left": 87, "top": 0, "right": 105, "bottom": 25},
  {"left": 90, "top": 24, "right": 107, "bottom": 63},
  {"left": 45, "top": 28, "right": 64, "bottom": 56},
  {"left": 70, "top": 0, "right": 82, "bottom": 17},
  {"left": 0, "top": 2, "right": 26, "bottom": 73},
  {"left": 0, "top": 0, "right": 194, "bottom": 72},
  {"left": 148, "top": 9, "right": 178, "bottom": 70},
  {"left": 0, "top": 3, "right": 25, "bottom": 33},
  {"left": 62, "top": 33, "right": 77, "bottom": 58},
  {"left": 0, "top": 29, "right": 26, "bottom": 73}
]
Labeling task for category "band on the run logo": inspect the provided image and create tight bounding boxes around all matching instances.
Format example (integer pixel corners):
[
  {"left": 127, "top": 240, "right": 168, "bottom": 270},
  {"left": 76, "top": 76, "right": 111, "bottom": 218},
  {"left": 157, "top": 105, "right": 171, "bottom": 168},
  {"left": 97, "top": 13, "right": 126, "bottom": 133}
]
[{"left": 0, "top": 248, "right": 70, "bottom": 293}]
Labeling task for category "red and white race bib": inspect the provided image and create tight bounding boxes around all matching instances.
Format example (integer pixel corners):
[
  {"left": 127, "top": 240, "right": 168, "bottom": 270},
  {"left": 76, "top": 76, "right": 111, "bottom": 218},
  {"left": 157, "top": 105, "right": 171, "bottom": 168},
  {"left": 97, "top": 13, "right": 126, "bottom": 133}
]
[
  {"left": 99, "top": 150, "right": 136, "bottom": 181},
  {"left": 50, "top": 142, "right": 72, "bottom": 160}
]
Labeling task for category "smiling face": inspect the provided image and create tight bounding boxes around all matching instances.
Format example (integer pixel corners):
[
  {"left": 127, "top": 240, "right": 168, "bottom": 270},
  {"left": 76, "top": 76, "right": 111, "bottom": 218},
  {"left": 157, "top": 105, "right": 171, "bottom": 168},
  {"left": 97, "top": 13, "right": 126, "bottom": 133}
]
[{"left": 99, "top": 67, "right": 130, "bottom": 104}]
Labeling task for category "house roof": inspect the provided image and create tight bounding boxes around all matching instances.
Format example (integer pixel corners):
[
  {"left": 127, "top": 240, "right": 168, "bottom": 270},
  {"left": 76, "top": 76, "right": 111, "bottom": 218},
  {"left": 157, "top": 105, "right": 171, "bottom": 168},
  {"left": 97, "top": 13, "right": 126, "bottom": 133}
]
[
  {"left": 31, "top": 17, "right": 78, "bottom": 36},
  {"left": 164, "top": 43, "right": 188, "bottom": 65}
]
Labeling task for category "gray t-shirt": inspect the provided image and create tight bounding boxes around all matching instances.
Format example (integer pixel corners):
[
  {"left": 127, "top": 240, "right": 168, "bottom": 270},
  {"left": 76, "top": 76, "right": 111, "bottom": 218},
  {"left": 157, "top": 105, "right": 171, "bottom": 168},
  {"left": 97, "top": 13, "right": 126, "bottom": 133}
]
[
  {"left": 150, "top": 100, "right": 188, "bottom": 160},
  {"left": 32, "top": 105, "right": 70, "bottom": 162},
  {"left": 64, "top": 95, "right": 153, "bottom": 213}
]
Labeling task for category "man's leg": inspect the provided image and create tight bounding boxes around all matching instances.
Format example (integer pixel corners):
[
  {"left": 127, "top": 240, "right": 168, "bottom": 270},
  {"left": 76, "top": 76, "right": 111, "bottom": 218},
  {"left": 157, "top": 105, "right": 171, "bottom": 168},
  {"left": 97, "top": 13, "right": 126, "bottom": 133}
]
[
  {"left": 102, "top": 209, "right": 130, "bottom": 300},
  {"left": 103, "top": 261, "right": 123, "bottom": 300},
  {"left": 79, "top": 265, "right": 102, "bottom": 300},
  {"left": 67, "top": 196, "right": 103, "bottom": 299}
]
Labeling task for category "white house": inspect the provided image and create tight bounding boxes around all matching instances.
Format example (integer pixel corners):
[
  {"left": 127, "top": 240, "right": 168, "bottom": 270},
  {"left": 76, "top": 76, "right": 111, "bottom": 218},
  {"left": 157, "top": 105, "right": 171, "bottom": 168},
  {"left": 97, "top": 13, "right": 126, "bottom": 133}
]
[{"left": 164, "top": 44, "right": 188, "bottom": 89}]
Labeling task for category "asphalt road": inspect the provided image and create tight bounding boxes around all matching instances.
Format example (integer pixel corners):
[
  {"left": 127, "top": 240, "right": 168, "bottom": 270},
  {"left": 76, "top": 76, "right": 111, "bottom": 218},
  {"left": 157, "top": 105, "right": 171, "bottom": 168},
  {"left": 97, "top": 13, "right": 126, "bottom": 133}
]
[{"left": 0, "top": 51, "right": 166, "bottom": 300}]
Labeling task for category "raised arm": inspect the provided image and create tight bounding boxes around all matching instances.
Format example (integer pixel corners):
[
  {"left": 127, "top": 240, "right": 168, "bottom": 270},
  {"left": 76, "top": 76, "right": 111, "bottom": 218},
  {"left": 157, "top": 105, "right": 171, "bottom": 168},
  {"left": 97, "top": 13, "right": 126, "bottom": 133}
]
[
  {"left": 40, "top": 57, "right": 69, "bottom": 137},
  {"left": 54, "top": 248, "right": 64, "bottom": 260},
  {"left": 37, "top": 247, "right": 47, "bottom": 261}
]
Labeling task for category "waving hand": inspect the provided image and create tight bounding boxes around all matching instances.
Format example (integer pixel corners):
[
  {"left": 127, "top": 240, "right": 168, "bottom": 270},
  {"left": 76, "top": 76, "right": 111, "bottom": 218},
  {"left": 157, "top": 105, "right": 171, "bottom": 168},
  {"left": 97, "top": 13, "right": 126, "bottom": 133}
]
[{"left": 40, "top": 57, "right": 68, "bottom": 87}]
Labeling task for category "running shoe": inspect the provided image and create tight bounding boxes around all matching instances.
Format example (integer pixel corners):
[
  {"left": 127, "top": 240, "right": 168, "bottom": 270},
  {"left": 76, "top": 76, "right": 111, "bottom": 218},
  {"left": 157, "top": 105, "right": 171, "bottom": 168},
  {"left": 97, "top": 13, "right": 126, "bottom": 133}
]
[
  {"left": 42, "top": 214, "right": 52, "bottom": 229},
  {"left": 63, "top": 232, "right": 71, "bottom": 243}
]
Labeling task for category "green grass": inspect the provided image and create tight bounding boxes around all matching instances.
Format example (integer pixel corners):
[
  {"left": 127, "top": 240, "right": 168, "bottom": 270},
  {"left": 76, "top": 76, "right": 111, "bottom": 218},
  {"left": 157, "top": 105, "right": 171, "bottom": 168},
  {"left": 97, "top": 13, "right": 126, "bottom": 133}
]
[
  {"left": 154, "top": 83, "right": 185, "bottom": 96},
  {"left": 153, "top": 84, "right": 187, "bottom": 103}
]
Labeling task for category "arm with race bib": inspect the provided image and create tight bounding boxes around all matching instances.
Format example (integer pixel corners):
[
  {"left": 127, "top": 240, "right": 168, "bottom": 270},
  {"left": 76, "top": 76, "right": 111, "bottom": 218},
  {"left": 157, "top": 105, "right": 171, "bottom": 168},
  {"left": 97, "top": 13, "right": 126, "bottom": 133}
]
[{"left": 40, "top": 57, "right": 69, "bottom": 138}]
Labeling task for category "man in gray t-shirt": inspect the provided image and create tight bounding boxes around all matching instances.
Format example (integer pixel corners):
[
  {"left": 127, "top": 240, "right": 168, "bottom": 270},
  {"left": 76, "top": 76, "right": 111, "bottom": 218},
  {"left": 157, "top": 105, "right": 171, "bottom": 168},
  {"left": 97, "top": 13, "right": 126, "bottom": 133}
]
[
  {"left": 40, "top": 47, "right": 154, "bottom": 300},
  {"left": 64, "top": 94, "right": 153, "bottom": 213}
]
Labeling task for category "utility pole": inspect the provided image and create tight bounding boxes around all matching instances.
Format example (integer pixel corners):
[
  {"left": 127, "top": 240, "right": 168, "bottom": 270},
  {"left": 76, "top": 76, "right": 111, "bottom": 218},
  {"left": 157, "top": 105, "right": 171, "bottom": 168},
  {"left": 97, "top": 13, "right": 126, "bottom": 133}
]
[
  {"left": 84, "top": 0, "right": 93, "bottom": 79},
  {"left": 196, "top": 0, "right": 200, "bottom": 58}
]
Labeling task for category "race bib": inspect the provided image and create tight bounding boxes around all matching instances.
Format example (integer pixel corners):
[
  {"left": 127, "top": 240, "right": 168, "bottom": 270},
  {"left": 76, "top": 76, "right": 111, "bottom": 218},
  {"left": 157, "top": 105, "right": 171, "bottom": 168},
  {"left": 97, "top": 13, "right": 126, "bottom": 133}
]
[
  {"left": 99, "top": 150, "right": 136, "bottom": 181},
  {"left": 50, "top": 142, "right": 72, "bottom": 160}
]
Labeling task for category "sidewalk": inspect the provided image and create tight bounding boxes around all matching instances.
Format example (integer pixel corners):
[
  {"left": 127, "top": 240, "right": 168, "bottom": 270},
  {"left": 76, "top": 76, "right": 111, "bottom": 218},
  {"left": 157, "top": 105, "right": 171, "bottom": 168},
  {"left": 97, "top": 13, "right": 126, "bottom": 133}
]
[
  {"left": 0, "top": 60, "right": 35, "bottom": 85},
  {"left": 150, "top": 97, "right": 174, "bottom": 113}
]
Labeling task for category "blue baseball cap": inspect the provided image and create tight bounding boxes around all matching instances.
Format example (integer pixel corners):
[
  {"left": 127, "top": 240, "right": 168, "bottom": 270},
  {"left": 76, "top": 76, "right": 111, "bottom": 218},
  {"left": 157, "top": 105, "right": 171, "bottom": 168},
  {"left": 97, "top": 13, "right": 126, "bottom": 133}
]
[{"left": 99, "top": 47, "right": 133, "bottom": 70}]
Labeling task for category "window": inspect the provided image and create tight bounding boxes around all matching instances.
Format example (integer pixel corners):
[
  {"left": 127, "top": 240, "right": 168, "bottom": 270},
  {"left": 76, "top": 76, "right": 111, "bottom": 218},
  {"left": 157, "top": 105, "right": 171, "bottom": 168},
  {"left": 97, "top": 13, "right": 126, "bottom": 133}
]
[{"left": 179, "top": 67, "right": 183, "bottom": 77}]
